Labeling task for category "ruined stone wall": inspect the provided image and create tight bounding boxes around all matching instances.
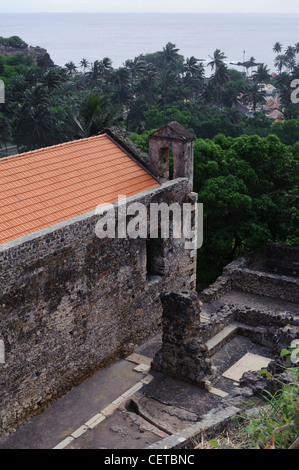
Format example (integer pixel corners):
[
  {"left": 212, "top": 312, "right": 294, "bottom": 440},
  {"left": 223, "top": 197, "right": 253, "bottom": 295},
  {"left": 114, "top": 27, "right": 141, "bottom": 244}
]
[
  {"left": 262, "top": 243, "right": 299, "bottom": 276},
  {"left": 152, "top": 292, "right": 213, "bottom": 386},
  {"left": 0, "top": 178, "right": 196, "bottom": 435},
  {"left": 200, "top": 245, "right": 299, "bottom": 304},
  {"left": 230, "top": 268, "right": 298, "bottom": 303}
]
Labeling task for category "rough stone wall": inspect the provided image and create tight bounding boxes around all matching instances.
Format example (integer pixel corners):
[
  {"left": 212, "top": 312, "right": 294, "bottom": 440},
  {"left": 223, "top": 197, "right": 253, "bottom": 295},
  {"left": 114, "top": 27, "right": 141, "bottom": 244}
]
[
  {"left": 207, "top": 304, "right": 299, "bottom": 356},
  {"left": 152, "top": 291, "right": 298, "bottom": 389},
  {"left": 200, "top": 245, "right": 299, "bottom": 304},
  {"left": 0, "top": 178, "right": 196, "bottom": 435},
  {"left": 262, "top": 243, "right": 299, "bottom": 276},
  {"left": 230, "top": 268, "right": 298, "bottom": 303},
  {"left": 152, "top": 292, "right": 213, "bottom": 386},
  {"left": 153, "top": 243, "right": 298, "bottom": 391}
]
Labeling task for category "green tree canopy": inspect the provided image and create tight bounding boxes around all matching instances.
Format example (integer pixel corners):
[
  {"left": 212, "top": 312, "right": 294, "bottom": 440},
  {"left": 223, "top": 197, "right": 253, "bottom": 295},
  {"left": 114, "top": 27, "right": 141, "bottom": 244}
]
[
  {"left": 193, "top": 133, "right": 298, "bottom": 282},
  {"left": 0, "top": 36, "right": 28, "bottom": 48}
]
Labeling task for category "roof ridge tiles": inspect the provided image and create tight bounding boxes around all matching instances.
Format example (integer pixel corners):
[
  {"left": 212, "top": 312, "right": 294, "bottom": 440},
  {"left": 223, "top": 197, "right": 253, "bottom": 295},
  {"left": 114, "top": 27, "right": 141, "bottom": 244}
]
[{"left": 0, "top": 134, "right": 107, "bottom": 164}]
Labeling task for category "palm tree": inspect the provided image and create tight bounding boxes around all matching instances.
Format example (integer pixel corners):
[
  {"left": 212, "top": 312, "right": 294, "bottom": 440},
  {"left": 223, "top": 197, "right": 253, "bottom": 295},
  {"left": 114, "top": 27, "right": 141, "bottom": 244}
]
[
  {"left": 161, "top": 42, "right": 181, "bottom": 70},
  {"left": 87, "top": 60, "right": 102, "bottom": 86},
  {"left": 292, "top": 63, "right": 299, "bottom": 80},
  {"left": 208, "top": 49, "right": 227, "bottom": 72},
  {"left": 285, "top": 45, "right": 296, "bottom": 61},
  {"left": 183, "top": 58, "right": 205, "bottom": 100},
  {"left": 287, "top": 58, "right": 296, "bottom": 73},
  {"left": 127, "top": 98, "right": 148, "bottom": 133},
  {"left": 184, "top": 56, "right": 200, "bottom": 77},
  {"left": 285, "top": 46, "right": 296, "bottom": 72},
  {"left": 160, "top": 42, "right": 181, "bottom": 112},
  {"left": 243, "top": 82, "right": 266, "bottom": 112},
  {"left": 273, "top": 42, "right": 282, "bottom": 54},
  {"left": 135, "top": 63, "right": 158, "bottom": 106},
  {"left": 222, "top": 82, "right": 240, "bottom": 108},
  {"left": 41, "top": 68, "right": 64, "bottom": 92},
  {"left": 23, "top": 84, "right": 50, "bottom": 108},
  {"left": 253, "top": 63, "right": 270, "bottom": 85},
  {"left": 14, "top": 83, "right": 57, "bottom": 149},
  {"left": 28, "top": 104, "right": 55, "bottom": 147},
  {"left": 125, "top": 57, "right": 146, "bottom": 87},
  {"left": 65, "top": 61, "right": 77, "bottom": 77},
  {"left": 41, "top": 69, "right": 64, "bottom": 126},
  {"left": 249, "top": 57, "right": 256, "bottom": 76},
  {"left": 98, "top": 57, "right": 113, "bottom": 79},
  {"left": 15, "top": 101, "right": 54, "bottom": 149},
  {"left": 272, "top": 72, "right": 293, "bottom": 109},
  {"left": 55, "top": 66, "right": 68, "bottom": 82},
  {"left": 160, "top": 69, "right": 180, "bottom": 107},
  {"left": 87, "top": 58, "right": 113, "bottom": 87},
  {"left": 274, "top": 54, "right": 287, "bottom": 74},
  {"left": 111, "top": 67, "right": 131, "bottom": 108},
  {"left": 210, "top": 62, "right": 229, "bottom": 107},
  {"left": 80, "top": 58, "right": 89, "bottom": 74},
  {"left": 73, "top": 92, "right": 120, "bottom": 138},
  {"left": 203, "top": 80, "right": 216, "bottom": 104}
]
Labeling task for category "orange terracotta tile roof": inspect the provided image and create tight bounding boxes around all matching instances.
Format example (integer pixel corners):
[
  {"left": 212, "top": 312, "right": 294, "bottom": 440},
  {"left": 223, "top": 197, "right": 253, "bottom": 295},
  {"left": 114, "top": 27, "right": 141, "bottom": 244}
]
[
  {"left": 268, "top": 109, "right": 284, "bottom": 117},
  {"left": 0, "top": 134, "right": 159, "bottom": 245}
]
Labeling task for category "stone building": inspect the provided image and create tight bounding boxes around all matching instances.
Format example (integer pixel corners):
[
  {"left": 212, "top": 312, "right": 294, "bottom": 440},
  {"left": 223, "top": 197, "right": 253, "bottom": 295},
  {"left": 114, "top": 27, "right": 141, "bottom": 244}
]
[{"left": 0, "top": 122, "right": 197, "bottom": 434}]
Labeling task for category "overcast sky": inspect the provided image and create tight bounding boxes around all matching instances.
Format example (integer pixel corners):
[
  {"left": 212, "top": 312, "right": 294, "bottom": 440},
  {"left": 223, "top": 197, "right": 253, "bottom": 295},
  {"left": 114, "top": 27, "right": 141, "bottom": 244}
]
[{"left": 2, "top": 0, "right": 299, "bottom": 14}]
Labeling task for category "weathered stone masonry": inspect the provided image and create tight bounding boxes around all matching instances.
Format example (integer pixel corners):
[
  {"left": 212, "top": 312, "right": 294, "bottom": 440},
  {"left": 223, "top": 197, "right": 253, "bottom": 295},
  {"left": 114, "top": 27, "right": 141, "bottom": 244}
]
[
  {"left": 200, "top": 244, "right": 299, "bottom": 304},
  {"left": 152, "top": 292, "right": 213, "bottom": 385},
  {"left": 0, "top": 178, "right": 197, "bottom": 434},
  {"left": 151, "top": 242, "right": 298, "bottom": 389}
]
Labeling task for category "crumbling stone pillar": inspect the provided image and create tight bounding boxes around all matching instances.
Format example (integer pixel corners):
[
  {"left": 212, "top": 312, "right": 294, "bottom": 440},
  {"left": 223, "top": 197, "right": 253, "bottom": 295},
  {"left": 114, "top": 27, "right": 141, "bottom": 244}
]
[{"left": 152, "top": 292, "right": 213, "bottom": 386}]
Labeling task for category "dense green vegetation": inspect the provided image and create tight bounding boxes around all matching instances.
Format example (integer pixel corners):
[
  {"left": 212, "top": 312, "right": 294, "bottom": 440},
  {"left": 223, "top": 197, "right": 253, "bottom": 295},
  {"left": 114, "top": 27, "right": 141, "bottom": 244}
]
[
  {"left": 0, "top": 35, "right": 28, "bottom": 48},
  {"left": 1, "top": 36, "right": 299, "bottom": 152},
  {"left": 0, "top": 36, "right": 298, "bottom": 283}
]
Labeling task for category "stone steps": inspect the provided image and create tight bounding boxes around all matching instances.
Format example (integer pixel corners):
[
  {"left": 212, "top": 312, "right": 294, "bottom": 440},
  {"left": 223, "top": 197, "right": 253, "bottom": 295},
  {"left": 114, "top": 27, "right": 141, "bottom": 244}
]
[{"left": 205, "top": 322, "right": 255, "bottom": 356}]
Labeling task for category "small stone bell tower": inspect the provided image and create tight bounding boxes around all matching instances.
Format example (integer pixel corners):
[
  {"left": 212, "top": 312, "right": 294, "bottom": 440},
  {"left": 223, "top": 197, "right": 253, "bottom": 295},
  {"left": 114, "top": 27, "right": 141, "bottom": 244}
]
[{"left": 148, "top": 121, "right": 195, "bottom": 188}]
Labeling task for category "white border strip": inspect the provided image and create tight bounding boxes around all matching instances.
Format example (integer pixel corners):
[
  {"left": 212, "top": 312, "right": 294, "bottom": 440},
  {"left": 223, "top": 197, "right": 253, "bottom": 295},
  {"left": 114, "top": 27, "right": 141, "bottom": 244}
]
[{"left": 52, "top": 377, "right": 153, "bottom": 449}]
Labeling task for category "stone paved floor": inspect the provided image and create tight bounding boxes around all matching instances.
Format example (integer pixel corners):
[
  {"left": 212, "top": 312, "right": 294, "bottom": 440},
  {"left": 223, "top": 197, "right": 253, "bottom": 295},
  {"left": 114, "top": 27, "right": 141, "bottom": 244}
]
[{"left": 211, "top": 335, "right": 274, "bottom": 393}]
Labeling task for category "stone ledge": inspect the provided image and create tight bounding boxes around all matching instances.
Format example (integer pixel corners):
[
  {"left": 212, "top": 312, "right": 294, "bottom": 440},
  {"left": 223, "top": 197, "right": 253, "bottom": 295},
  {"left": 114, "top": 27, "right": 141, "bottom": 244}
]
[
  {"left": 148, "top": 405, "right": 240, "bottom": 449},
  {"left": 205, "top": 323, "right": 240, "bottom": 356}
]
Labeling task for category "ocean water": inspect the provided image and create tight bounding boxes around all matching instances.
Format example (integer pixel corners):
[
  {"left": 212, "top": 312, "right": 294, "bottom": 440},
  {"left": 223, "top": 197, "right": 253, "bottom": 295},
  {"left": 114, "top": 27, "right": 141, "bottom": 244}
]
[{"left": 1, "top": 12, "right": 299, "bottom": 73}]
